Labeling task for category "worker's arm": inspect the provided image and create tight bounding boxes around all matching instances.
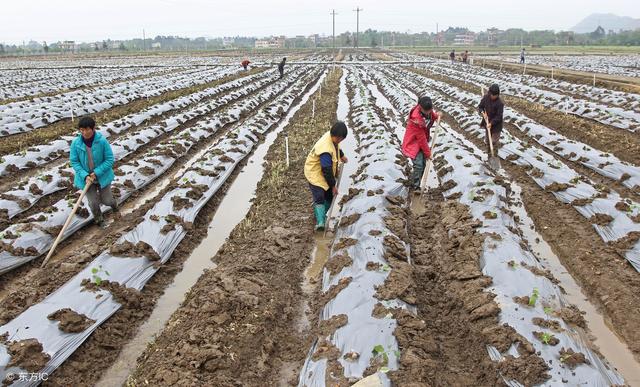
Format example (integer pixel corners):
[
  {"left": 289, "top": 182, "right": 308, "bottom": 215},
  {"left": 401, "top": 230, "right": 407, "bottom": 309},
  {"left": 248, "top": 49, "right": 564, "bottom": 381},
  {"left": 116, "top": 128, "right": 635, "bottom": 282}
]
[
  {"left": 70, "top": 143, "right": 89, "bottom": 184},
  {"left": 93, "top": 141, "right": 114, "bottom": 179},
  {"left": 319, "top": 153, "right": 336, "bottom": 188},
  {"left": 415, "top": 126, "right": 432, "bottom": 160},
  {"left": 477, "top": 96, "right": 486, "bottom": 114},
  {"left": 339, "top": 149, "right": 347, "bottom": 163}
]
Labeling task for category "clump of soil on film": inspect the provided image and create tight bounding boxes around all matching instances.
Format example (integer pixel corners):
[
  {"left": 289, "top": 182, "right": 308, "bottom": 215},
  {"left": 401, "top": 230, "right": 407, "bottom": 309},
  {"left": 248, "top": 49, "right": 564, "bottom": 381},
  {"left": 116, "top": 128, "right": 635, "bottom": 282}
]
[
  {"left": 47, "top": 308, "right": 96, "bottom": 333},
  {"left": 545, "top": 182, "right": 572, "bottom": 192},
  {"left": 109, "top": 240, "right": 161, "bottom": 260},
  {"left": 325, "top": 253, "right": 353, "bottom": 275},
  {"left": 559, "top": 347, "right": 589, "bottom": 369},
  {"left": 532, "top": 317, "right": 564, "bottom": 332},
  {"left": 5, "top": 338, "right": 51, "bottom": 372},
  {"left": 589, "top": 213, "right": 614, "bottom": 226}
]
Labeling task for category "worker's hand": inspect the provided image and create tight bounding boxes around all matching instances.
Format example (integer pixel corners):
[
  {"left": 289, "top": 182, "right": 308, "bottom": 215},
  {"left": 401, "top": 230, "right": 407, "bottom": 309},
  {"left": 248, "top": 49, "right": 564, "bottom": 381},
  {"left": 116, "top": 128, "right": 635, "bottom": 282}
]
[
  {"left": 85, "top": 174, "right": 95, "bottom": 184},
  {"left": 332, "top": 186, "right": 339, "bottom": 196},
  {"left": 340, "top": 155, "right": 348, "bottom": 163}
]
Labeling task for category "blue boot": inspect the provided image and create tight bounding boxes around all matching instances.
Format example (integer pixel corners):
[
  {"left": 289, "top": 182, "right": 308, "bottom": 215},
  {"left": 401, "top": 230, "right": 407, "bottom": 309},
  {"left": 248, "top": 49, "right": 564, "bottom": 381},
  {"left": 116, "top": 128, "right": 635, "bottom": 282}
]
[{"left": 314, "top": 204, "right": 326, "bottom": 231}]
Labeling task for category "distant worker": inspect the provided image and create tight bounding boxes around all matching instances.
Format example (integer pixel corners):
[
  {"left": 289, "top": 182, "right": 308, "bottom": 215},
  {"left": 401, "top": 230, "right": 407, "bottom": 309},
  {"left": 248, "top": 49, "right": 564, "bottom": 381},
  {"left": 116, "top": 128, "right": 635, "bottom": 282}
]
[
  {"left": 70, "top": 116, "right": 118, "bottom": 228},
  {"left": 304, "top": 121, "right": 349, "bottom": 231},
  {"left": 278, "top": 57, "right": 286, "bottom": 78},
  {"left": 241, "top": 59, "right": 250, "bottom": 70},
  {"left": 462, "top": 50, "right": 469, "bottom": 64},
  {"left": 402, "top": 96, "right": 440, "bottom": 191},
  {"left": 478, "top": 84, "right": 504, "bottom": 156},
  {"left": 449, "top": 49, "right": 455, "bottom": 64},
  {"left": 520, "top": 48, "right": 526, "bottom": 64}
]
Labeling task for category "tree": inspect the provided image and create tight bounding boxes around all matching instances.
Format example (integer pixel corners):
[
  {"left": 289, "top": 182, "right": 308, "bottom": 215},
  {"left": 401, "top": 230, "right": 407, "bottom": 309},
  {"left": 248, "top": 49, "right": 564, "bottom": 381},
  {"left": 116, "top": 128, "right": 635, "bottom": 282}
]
[
  {"left": 0, "top": 44, "right": 5, "bottom": 55},
  {"left": 43, "top": 41, "right": 49, "bottom": 54},
  {"left": 102, "top": 41, "right": 108, "bottom": 51},
  {"left": 118, "top": 42, "right": 126, "bottom": 51}
]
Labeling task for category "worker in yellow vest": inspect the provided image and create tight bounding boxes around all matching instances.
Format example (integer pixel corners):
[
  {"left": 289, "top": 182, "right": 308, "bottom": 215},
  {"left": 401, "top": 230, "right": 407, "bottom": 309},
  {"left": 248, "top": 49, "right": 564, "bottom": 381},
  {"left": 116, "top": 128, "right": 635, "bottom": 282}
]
[{"left": 304, "top": 121, "right": 348, "bottom": 231}]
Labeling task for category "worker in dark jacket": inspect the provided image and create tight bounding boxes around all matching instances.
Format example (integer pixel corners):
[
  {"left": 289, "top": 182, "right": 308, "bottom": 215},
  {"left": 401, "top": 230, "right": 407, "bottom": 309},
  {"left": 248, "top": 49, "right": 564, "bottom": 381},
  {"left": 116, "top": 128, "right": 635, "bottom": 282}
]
[
  {"left": 478, "top": 84, "right": 504, "bottom": 155},
  {"left": 70, "top": 116, "right": 118, "bottom": 227},
  {"left": 449, "top": 50, "right": 455, "bottom": 64},
  {"left": 402, "top": 96, "right": 440, "bottom": 190},
  {"left": 304, "top": 121, "right": 348, "bottom": 231},
  {"left": 278, "top": 57, "right": 286, "bottom": 78}
]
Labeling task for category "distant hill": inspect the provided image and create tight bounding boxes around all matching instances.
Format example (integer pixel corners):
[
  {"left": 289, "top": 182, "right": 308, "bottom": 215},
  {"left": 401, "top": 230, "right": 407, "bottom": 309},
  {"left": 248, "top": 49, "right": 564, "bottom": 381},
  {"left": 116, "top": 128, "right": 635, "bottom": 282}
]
[{"left": 571, "top": 13, "right": 640, "bottom": 33}]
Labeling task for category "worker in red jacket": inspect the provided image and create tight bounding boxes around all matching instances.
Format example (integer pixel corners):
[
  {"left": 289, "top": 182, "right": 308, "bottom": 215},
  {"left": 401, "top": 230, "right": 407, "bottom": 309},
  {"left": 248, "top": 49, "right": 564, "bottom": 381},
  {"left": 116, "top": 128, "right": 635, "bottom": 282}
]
[
  {"left": 402, "top": 96, "right": 440, "bottom": 190},
  {"left": 241, "top": 59, "right": 250, "bottom": 70}
]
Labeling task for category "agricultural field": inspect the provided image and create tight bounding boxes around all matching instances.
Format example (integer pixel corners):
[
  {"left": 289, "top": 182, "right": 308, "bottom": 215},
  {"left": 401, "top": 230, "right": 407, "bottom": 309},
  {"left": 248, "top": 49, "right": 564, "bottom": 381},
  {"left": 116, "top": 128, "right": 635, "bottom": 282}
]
[
  {"left": 485, "top": 54, "right": 640, "bottom": 78},
  {"left": 0, "top": 49, "right": 639, "bottom": 386}
]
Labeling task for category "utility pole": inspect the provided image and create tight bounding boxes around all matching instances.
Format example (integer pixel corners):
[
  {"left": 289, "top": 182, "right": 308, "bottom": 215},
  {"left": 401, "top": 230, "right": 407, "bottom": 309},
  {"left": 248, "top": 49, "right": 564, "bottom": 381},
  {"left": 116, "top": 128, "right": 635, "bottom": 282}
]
[
  {"left": 143, "top": 28, "right": 146, "bottom": 52},
  {"left": 354, "top": 7, "right": 363, "bottom": 48},
  {"left": 331, "top": 9, "right": 337, "bottom": 54}
]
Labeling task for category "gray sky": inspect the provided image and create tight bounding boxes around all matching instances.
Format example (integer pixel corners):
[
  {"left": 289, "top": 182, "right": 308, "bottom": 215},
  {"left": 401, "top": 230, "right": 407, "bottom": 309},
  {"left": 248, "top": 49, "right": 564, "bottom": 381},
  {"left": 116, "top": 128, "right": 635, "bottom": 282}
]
[{"left": 1, "top": 0, "right": 637, "bottom": 44}]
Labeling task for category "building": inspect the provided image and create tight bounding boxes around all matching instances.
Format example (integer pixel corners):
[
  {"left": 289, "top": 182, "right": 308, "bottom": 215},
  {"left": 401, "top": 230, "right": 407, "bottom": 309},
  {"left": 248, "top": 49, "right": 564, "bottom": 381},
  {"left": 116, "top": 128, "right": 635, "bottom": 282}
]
[
  {"left": 487, "top": 28, "right": 502, "bottom": 46},
  {"left": 151, "top": 42, "right": 161, "bottom": 49},
  {"left": 454, "top": 33, "right": 475, "bottom": 46},
  {"left": 60, "top": 41, "right": 77, "bottom": 53},
  {"left": 254, "top": 36, "right": 285, "bottom": 49},
  {"left": 222, "top": 37, "right": 235, "bottom": 47}
]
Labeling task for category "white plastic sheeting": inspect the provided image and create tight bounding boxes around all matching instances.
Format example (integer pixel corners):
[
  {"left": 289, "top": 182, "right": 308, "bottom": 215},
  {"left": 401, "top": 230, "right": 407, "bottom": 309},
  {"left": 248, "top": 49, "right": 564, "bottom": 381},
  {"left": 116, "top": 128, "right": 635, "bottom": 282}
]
[
  {"left": 369, "top": 68, "right": 624, "bottom": 385},
  {"left": 0, "top": 66, "right": 313, "bottom": 275},
  {"left": 0, "top": 66, "right": 326, "bottom": 386},
  {"left": 299, "top": 67, "right": 410, "bottom": 387}
]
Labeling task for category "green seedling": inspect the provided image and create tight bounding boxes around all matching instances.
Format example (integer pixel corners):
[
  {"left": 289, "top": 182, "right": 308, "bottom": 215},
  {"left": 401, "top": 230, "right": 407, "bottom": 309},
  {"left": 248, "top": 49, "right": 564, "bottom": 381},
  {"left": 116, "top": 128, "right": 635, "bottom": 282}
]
[
  {"left": 508, "top": 260, "right": 518, "bottom": 269},
  {"left": 529, "top": 288, "right": 540, "bottom": 306},
  {"left": 570, "top": 177, "right": 580, "bottom": 184},
  {"left": 91, "top": 265, "right": 110, "bottom": 286},
  {"left": 540, "top": 332, "right": 554, "bottom": 345},
  {"left": 543, "top": 306, "right": 553, "bottom": 315},
  {"left": 371, "top": 344, "right": 389, "bottom": 365}
]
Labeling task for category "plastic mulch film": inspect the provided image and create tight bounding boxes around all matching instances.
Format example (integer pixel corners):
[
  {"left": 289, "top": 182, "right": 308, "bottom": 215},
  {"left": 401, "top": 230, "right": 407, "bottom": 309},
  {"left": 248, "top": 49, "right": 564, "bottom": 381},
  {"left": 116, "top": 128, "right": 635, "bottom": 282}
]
[
  {"left": 0, "top": 68, "right": 269, "bottom": 176},
  {"left": 0, "top": 66, "right": 240, "bottom": 137},
  {"left": 388, "top": 65, "right": 640, "bottom": 191},
  {"left": 0, "top": 67, "right": 326, "bottom": 386},
  {"left": 298, "top": 67, "right": 410, "bottom": 387},
  {"left": 367, "top": 66, "right": 625, "bottom": 385},
  {"left": 0, "top": 70, "right": 279, "bottom": 220},
  {"left": 381, "top": 66, "right": 640, "bottom": 272},
  {"left": 409, "top": 61, "right": 640, "bottom": 133},
  {"left": 433, "top": 124, "right": 624, "bottom": 385},
  {"left": 0, "top": 66, "right": 313, "bottom": 275}
]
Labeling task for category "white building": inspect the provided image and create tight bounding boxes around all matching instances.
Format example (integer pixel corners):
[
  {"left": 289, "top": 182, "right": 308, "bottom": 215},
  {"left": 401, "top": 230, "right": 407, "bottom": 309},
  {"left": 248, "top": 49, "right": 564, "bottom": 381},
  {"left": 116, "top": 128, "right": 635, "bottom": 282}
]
[{"left": 255, "top": 36, "right": 285, "bottom": 49}]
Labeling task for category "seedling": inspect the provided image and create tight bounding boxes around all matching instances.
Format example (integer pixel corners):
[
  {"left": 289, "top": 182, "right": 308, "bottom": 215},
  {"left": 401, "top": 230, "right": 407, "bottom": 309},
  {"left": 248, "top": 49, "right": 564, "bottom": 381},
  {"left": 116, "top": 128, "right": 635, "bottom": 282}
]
[
  {"left": 508, "top": 260, "right": 518, "bottom": 269},
  {"left": 540, "top": 332, "right": 554, "bottom": 345},
  {"left": 543, "top": 306, "right": 553, "bottom": 315},
  {"left": 371, "top": 344, "right": 389, "bottom": 365},
  {"left": 528, "top": 288, "right": 540, "bottom": 306},
  {"left": 91, "top": 265, "right": 110, "bottom": 286}
]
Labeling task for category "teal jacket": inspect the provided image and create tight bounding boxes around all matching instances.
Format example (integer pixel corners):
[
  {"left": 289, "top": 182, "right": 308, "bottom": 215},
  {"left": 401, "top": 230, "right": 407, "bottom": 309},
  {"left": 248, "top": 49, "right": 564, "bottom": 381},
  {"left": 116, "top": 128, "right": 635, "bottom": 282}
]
[{"left": 70, "top": 131, "right": 115, "bottom": 189}]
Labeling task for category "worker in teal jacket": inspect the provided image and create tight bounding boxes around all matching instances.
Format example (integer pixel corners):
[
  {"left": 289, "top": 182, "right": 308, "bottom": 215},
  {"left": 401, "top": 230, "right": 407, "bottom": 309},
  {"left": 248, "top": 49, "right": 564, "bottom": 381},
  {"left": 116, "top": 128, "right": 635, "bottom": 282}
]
[{"left": 70, "top": 116, "right": 117, "bottom": 227}]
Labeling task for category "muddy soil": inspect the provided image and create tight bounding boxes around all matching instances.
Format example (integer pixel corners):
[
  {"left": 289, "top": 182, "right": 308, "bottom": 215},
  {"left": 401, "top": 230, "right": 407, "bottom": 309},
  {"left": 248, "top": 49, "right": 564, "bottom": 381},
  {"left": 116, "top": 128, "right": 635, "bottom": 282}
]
[
  {"left": 129, "top": 70, "right": 342, "bottom": 386},
  {"left": 441, "top": 115, "right": 640, "bottom": 362},
  {"left": 47, "top": 308, "right": 96, "bottom": 333},
  {"left": 383, "top": 191, "right": 549, "bottom": 386}
]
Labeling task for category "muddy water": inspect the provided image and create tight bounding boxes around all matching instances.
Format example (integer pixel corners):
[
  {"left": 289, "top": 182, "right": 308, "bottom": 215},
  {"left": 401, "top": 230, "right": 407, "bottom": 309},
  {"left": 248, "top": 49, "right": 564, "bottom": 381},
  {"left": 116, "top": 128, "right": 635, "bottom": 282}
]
[
  {"left": 508, "top": 182, "right": 640, "bottom": 386},
  {"left": 96, "top": 72, "right": 328, "bottom": 387}
]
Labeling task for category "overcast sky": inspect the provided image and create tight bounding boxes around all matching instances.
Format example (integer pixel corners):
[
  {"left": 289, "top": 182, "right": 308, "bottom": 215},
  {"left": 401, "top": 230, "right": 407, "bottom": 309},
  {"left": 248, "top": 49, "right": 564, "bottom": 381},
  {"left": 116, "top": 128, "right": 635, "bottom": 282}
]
[{"left": 0, "top": 0, "right": 637, "bottom": 44}]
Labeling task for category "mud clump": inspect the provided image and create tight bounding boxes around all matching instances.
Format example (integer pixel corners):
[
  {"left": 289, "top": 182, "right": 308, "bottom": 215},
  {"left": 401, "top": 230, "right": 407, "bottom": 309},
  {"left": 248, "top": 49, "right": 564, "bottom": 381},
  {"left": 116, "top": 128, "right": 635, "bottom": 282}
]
[
  {"left": 483, "top": 210, "right": 497, "bottom": 219},
  {"left": 571, "top": 197, "right": 594, "bottom": 206},
  {"left": 545, "top": 182, "right": 572, "bottom": 192},
  {"left": 109, "top": 240, "right": 161, "bottom": 260},
  {"left": 559, "top": 305, "right": 587, "bottom": 328},
  {"left": 333, "top": 237, "right": 357, "bottom": 251},
  {"left": 383, "top": 234, "right": 408, "bottom": 261},
  {"left": 339, "top": 213, "right": 361, "bottom": 228},
  {"left": 185, "top": 184, "right": 208, "bottom": 201},
  {"left": 47, "top": 308, "right": 96, "bottom": 333},
  {"left": 559, "top": 347, "right": 589, "bottom": 369},
  {"left": 615, "top": 201, "right": 631, "bottom": 212},
  {"left": 28, "top": 183, "right": 43, "bottom": 195},
  {"left": 80, "top": 279, "right": 143, "bottom": 307},
  {"left": 171, "top": 195, "right": 193, "bottom": 211},
  {"left": 325, "top": 253, "right": 352, "bottom": 275},
  {"left": 338, "top": 188, "right": 363, "bottom": 206},
  {"left": 5, "top": 338, "right": 51, "bottom": 372},
  {"left": 498, "top": 355, "right": 550, "bottom": 386},
  {"left": 317, "top": 314, "right": 348, "bottom": 337},
  {"left": 532, "top": 317, "right": 563, "bottom": 332},
  {"left": 589, "top": 213, "right": 614, "bottom": 226},
  {"left": 138, "top": 166, "right": 155, "bottom": 176}
]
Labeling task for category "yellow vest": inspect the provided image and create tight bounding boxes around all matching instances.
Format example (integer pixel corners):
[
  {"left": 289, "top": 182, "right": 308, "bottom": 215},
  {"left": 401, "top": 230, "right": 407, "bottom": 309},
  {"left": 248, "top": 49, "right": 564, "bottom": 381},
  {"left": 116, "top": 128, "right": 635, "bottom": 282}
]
[{"left": 304, "top": 131, "right": 340, "bottom": 190}]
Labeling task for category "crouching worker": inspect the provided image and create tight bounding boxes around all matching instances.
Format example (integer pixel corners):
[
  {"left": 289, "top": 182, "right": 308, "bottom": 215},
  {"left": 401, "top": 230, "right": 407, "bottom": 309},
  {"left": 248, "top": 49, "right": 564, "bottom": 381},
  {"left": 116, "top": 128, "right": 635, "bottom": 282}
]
[
  {"left": 402, "top": 96, "right": 440, "bottom": 191},
  {"left": 70, "top": 116, "right": 118, "bottom": 228},
  {"left": 304, "top": 121, "right": 348, "bottom": 231}
]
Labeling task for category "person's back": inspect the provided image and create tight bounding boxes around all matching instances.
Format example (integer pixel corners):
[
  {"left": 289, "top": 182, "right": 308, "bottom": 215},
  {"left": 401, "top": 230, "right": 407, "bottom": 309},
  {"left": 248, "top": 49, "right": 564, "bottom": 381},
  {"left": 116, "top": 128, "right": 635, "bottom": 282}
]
[{"left": 278, "top": 57, "right": 286, "bottom": 77}]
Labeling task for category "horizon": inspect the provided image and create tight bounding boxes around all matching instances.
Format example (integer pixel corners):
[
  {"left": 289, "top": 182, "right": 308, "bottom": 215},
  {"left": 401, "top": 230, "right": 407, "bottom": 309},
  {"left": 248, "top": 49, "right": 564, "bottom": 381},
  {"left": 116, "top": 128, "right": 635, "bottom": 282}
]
[{"left": 0, "top": 0, "right": 638, "bottom": 45}]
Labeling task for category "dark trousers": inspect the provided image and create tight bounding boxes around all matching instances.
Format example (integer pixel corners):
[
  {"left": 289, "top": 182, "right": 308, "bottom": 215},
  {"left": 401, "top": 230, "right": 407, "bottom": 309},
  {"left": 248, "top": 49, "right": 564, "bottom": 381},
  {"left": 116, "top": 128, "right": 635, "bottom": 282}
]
[
  {"left": 309, "top": 183, "right": 333, "bottom": 206},
  {"left": 86, "top": 183, "right": 117, "bottom": 219},
  {"left": 485, "top": 130, "right": 501, "bottom": 155},
  {"left": 411, "top": 151, "right": 426, "bottom": 189}
]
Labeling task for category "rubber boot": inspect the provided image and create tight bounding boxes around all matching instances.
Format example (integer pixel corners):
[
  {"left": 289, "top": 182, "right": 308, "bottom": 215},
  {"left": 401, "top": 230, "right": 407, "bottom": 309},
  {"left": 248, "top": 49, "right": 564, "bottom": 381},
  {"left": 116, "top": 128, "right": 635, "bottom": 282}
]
[
  {"left": 314, "top": 204, "right": 326, "bottom": 231},
  {"left": 323, "top": 200, "right": 331, "bottom": 216}
]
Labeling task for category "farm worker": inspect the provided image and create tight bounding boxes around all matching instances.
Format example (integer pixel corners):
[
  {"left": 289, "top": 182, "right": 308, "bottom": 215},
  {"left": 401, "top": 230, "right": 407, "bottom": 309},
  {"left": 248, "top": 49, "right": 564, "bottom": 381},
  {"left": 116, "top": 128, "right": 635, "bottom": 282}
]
[
  {"left": 520, "top": 48, "right": 526, "bottom": 64},
  {"left": 401, "top": 96, "right": 440, "bottom": 191},
  {"left": 70, "top": 116, "right": 117, "bottom": 228},
  {"left": 478, "top": 84, "right": 504, "bottom": 155},
  {"left": 304, "top": 121, "right": 348, "bottom": 231},
  {"left": 449, "top": 50, "right": 455, "bottom": 64},
  {"left": 462, "top": 50, "right": 469, "bottom": 64},
  {"left": 278, "top": 57, "right": 286, "bottom": 78},
  {"left": 241, "top": 59, "right": 250, "bottom": 70}
]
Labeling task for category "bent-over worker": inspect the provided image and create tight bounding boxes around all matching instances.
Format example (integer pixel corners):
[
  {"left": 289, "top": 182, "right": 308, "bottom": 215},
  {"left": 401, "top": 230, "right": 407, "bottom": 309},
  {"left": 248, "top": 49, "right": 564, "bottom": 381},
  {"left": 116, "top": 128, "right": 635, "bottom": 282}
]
[
  {"left": 304, "top": 121, "right": 348, "bottom": 231},
  {"left": 478, "top": 84, "right": 504, "bottom": 155},
  {"left": 402, "top": 96, "right": 440, "bottom": 191}
]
